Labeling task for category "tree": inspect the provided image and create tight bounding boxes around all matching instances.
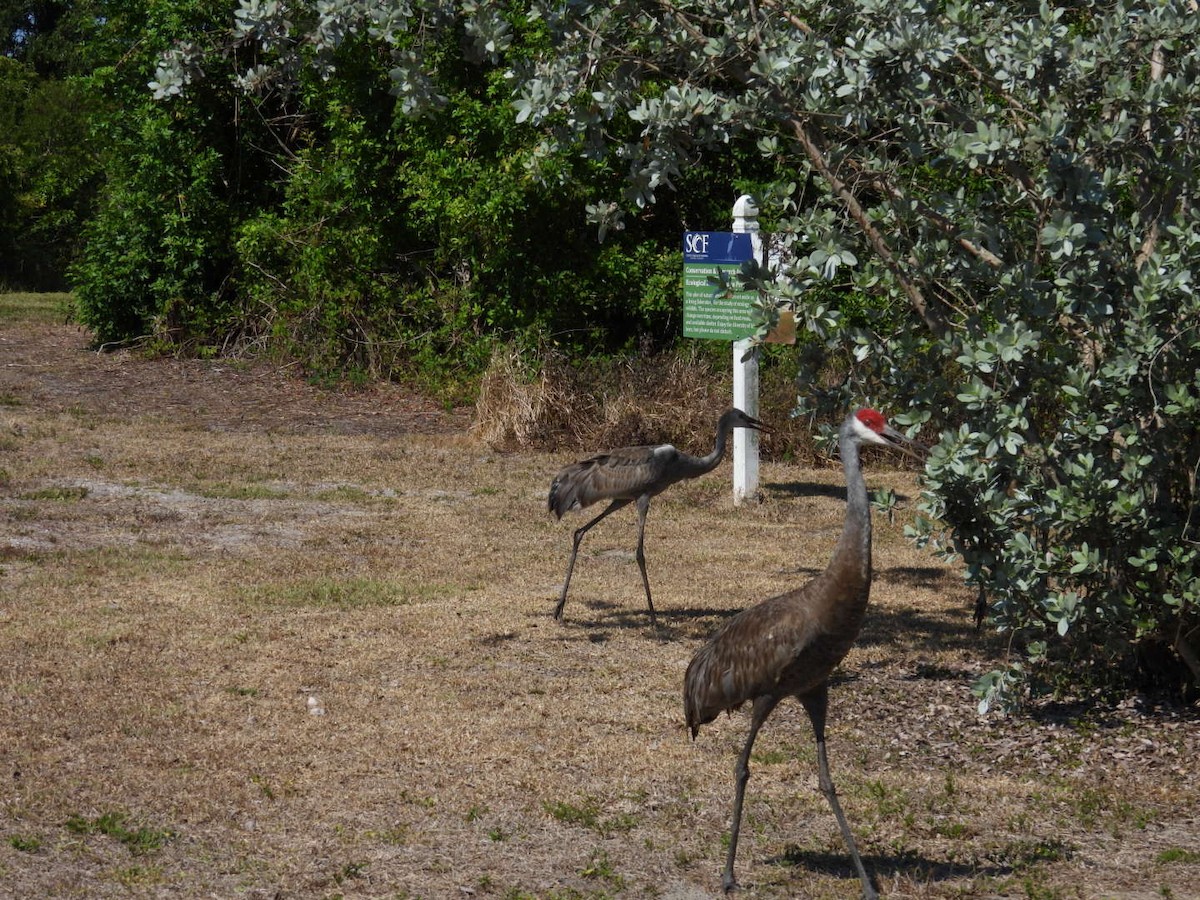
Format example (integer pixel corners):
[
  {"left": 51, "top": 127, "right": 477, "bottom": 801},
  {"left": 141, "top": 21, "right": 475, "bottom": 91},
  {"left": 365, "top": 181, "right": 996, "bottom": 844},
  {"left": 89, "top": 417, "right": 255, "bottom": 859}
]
[
  {"left": 71, "top": 0, "right": 775, "bottom": 383},
  {"left": 69, "top": 1, "right": 274, "bottom": 343},
  {"left": 161, "top": 0, "right": 1200, "bottom": 707},
  {"left": 1, "top": 2, "right": 105, "bottom": 289}
]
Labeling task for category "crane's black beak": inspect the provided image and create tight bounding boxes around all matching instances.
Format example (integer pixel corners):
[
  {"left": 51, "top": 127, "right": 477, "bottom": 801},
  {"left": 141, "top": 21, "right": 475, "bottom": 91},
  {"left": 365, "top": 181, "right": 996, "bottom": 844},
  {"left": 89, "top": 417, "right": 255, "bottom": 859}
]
[
  {"left": 881, "top": 425, "right": 927, "bottom": 462},
  {"left": 744, "top": 415, "right": 770, "bottom": 433}
]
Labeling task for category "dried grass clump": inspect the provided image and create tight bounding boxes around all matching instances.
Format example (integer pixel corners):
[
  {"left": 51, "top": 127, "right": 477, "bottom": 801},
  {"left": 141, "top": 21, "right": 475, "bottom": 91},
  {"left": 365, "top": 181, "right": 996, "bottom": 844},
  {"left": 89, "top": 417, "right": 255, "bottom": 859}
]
[
  {"left": 587, "top": 349, "right": 723, "bottom": 450},
  {"left": 470, "top": 345, "right": 577, "bottom": 450},
  {"left": 473, "top": 341, "right": 840, "bottom": 462},
  {"left": 472, "top": 343, "right": 731, "bottom": 453}
]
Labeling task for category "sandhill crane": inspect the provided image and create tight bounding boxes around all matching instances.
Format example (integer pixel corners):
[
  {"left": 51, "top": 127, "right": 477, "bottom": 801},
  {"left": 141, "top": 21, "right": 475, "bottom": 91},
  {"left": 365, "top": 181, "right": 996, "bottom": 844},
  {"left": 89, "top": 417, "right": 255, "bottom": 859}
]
[
  {"left": 684, "top": 408, "right": 924, "bottom": 898},
  {"left": 548, "top": 407, "right": 766, "bottom": 626}
]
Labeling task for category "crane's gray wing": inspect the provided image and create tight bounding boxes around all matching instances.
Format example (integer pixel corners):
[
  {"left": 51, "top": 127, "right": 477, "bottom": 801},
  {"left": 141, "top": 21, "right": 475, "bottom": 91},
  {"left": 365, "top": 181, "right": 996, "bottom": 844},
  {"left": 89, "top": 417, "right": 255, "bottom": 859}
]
[
  {"left": 683, "top": 590, "right": 826, "bottom": 736},
  {"left": 548, "top": 444, "right": 677, "bottom": 518}
]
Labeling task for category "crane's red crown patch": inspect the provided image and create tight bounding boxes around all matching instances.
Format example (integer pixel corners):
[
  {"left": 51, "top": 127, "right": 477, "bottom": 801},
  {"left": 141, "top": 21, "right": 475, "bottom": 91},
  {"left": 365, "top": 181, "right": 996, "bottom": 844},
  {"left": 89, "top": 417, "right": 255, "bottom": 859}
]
[{"left": 855, "top": 408, "right": 886, "bottom": 433}]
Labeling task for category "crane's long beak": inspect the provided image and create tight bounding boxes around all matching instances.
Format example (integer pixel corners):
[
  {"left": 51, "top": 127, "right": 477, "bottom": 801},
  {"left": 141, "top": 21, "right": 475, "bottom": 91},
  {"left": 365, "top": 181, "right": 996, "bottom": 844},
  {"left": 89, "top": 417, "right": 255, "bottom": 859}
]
[
  {"left": 882, "top": 425, "right": 927, "bottom": 462},
  {"left": 744, "top": 415, "right": 770, "bottom": 433}
]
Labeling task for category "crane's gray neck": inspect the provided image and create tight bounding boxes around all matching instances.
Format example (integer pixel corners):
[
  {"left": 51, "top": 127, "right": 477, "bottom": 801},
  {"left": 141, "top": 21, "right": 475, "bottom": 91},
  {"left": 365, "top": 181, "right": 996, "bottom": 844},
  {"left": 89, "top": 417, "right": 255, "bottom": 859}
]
[
  {"left": 680, "top": 416, "right": 737, "bottom": 477},
  {"left": 829, "top": 424, "right": 872, "bottom": 587}
]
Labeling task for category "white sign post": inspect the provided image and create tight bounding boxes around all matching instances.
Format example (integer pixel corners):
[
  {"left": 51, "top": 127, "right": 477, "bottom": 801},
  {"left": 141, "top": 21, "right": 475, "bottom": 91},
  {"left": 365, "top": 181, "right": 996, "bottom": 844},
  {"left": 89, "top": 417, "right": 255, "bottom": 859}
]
[
  {"left": 680, "top": 197, "right": 764, "bottom": 505},
  {"left": 731, "top": 195, "right": 761, "bottom": 505}
]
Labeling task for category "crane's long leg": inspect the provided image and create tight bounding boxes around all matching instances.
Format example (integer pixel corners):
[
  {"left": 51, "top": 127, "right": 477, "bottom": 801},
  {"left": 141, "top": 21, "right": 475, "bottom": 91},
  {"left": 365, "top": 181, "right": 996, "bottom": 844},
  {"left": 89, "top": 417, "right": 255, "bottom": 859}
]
[
  {"left": 723, "top": 694, "right": 779, "bottom": 893},
  {"left": 554, "top": 499, "right": 629, "bottom": 620},
  {"left": 800, "top": 686, "right": 878, "bottom": 900},
  {"left": 633, "top": 495, "right": 657, "bottom": 626}
]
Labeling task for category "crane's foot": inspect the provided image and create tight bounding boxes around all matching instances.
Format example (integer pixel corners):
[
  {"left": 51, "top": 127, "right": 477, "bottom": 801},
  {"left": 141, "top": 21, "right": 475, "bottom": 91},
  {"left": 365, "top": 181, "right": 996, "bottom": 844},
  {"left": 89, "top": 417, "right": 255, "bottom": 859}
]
[{"left": 721, "top": 871, "right": 739, "bottom": 893}]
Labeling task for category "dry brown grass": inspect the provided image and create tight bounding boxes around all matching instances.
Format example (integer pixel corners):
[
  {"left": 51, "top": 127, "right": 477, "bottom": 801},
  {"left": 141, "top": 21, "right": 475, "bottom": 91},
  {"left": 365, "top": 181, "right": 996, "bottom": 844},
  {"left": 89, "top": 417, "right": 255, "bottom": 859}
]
[
  {"left": 472, "top": 343, "right": 827, "bottom": 465},
  {"left": 2, "top": 315, "right": 1199, "bottom": 899},
  {"left": 472, "top": 344, "right": 734, "bottom": 455}
]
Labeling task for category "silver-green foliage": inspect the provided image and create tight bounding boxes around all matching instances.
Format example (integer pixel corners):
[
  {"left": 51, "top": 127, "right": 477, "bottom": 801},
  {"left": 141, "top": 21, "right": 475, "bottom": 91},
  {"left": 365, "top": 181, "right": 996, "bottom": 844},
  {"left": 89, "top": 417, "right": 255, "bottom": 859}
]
[{"left": 161, "top": 0, "right": 1200, "bottom": 707}]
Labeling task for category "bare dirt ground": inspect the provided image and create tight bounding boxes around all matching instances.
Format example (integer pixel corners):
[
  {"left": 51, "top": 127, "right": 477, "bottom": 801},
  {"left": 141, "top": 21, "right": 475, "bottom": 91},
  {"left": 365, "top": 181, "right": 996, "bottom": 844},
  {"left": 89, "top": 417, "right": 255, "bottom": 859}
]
[{"left": 1, "top": 319, "right": 1198, "bottom": 899}]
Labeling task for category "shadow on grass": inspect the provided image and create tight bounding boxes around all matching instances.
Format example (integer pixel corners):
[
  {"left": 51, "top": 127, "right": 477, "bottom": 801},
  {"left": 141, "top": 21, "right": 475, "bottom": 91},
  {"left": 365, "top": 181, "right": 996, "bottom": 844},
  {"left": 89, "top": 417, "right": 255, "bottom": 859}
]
[
  {"left": 858, "top": 600, "right": 979, "bottom": 653},
  {"left": 763, "top": 480, "right": 847, "bottom": 502},
  {"left": 1020, "top": 694, "right": 1200, "bottom": 728},
  {"left": 533, "top": 597, "right": 659, "bottom": 639},
  {"left": 763, "top": 480, "right": 916, "bottom": 504},
  {"left": 770, "top": 845, "right": 1016, "bottom": 887},
  {"left": 537, "top": 565, "right": 994, "bottom": 656},
  {"left": 538, "top": 597, "right": 748, "bottom": 643}
]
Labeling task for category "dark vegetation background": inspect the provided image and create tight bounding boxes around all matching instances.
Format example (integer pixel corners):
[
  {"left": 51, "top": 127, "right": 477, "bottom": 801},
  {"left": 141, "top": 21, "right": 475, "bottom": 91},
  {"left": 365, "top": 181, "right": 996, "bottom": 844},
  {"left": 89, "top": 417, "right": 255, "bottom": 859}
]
[{"left": 2, "top": 0, "right": 792, "bottom": 403}]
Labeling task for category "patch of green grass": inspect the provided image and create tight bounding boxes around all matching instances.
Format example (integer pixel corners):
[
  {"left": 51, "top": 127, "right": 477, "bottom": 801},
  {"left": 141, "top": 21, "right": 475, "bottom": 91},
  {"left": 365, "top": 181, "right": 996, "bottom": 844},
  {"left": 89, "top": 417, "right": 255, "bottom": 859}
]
[
  {"left": 250, "top": 774, "right": 275, "bottom": 800},
  {"left": 398, "top": 789, "right": 437, "bottom": 809},
  {"left": 51, "top": 546, "right": 192, "bottom": 584},
  {"left": 1067, "top": 784, "right": 1154, "bottom": 833},
  {"left": 1071, "top": 787, "right": 1106, "bottom": 827},
  {"left": 545, "top": 798, "right": 601, "bottom": 830},
  {"left": 364, "top": 825, "right": 408, "bottom": 846},
  {"left": 602, "top": 811, "right": 639, "bottom": 835},
  {"left": 332, "top": 860, "right": 369, "bottom": 885},
  {"left": 994, "top": 837, "right": 1071, "bottom": 869},
  {"left": 543, "top": 797, "right": 638, "bottom": 837},
  {"left": 942, "top": 772, "right": 958, "bottom": 798},
  {"left": 65, "top": 810, "right": 174, "bottom": 855},
  {"left": 1157, "top": 848, "right": 1200, "bottom": 864},
  {"left": 0, "top": 292, "right": 73, "bottom": 325},
  {"left": 864, "top": 779, "right": 910, "bottom": 818},
  {"left": 1019, "top": 877, "right": 1070, "bottom": 899},
  {"left": 240, "top": 577, "right": 407, "bottom": 609},
  {"left": 9, "top": 834, "right": 42, "bottom": 852},
  {"left": 580, "top": 850, "right": 625, "bottom": 889},
  {"left": 934, "top": 820, "right": 971, "bottom": 839},
  {"left": 314, "top": 484, "right": 376, "bottom": 503},
  {"left": 21, "top": 485, "right": 89, "bottom": 502},
  {"left": 751, "top": 748, "right": 790, "bottom": 765}
]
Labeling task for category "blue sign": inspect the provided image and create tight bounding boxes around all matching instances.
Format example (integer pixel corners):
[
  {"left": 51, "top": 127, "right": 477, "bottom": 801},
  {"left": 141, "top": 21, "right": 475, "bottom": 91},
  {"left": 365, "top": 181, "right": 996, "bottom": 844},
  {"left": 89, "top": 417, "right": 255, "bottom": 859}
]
[
  {"left": 683, "top": 231, "right": 754, "bottom": 264},
  {"left": 682, "top": 231, "right": 756, "bottom": 340}
]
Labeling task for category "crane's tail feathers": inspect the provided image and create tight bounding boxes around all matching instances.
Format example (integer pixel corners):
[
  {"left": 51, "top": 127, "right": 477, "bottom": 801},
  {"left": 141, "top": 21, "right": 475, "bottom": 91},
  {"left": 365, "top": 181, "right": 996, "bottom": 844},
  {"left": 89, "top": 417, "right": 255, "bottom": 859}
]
[
  {"left": 549, "top": 460, "right": 598, "bottom": 519},
  {"left": 547, "top": 475, "right": 582, "bottom": 520},
  {"left": 684, "top": 648, "right": 726, "bottom": 740}
]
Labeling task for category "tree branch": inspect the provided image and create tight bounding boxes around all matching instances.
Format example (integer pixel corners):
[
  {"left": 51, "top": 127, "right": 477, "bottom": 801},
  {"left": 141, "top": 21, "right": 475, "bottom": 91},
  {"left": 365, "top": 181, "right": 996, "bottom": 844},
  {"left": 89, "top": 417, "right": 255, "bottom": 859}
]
[{"left": 785, "top": 116, "right": 947, "bottom": 335}]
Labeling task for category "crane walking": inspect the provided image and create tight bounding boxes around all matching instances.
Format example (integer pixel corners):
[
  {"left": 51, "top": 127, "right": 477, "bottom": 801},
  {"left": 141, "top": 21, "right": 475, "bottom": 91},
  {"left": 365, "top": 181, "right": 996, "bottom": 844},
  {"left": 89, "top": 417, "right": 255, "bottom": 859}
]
[
  {"left": 548, "top": 407, "right": 765, "bottom": 625},
  {"left": 684, "top": 408, "right": 925, "bottom": 897}
]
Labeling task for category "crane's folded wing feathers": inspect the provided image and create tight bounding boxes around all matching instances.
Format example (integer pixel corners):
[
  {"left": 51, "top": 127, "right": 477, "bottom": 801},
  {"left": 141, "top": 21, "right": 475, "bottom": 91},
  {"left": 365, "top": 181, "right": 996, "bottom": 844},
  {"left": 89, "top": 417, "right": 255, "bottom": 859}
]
[
  {"left": 684, "top": 591, "right": 826, "bottom": 736},
  {"left": 548, "top": 445, "right": 676, "bottom": 517}
]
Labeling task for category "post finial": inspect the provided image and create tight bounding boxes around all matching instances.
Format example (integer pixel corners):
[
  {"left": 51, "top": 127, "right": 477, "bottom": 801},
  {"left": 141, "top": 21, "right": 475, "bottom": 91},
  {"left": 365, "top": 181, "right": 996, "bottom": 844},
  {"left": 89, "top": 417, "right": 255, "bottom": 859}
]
[
  {"left": 733, "top": 195, "right": 760, "bottom": 237},
  {"left": 732, "top": 194, "right": 759, "bottom": 224}
]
